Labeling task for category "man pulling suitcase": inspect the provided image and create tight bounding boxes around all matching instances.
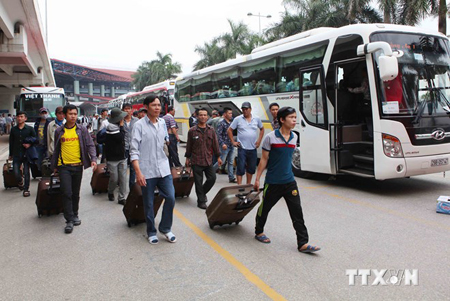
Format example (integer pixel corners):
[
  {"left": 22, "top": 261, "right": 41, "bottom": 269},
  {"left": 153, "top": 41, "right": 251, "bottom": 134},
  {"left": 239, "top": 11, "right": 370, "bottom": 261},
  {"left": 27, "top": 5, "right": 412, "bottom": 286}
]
[{"left": 253, "top": 106, "right": 321, "bottom": 253}]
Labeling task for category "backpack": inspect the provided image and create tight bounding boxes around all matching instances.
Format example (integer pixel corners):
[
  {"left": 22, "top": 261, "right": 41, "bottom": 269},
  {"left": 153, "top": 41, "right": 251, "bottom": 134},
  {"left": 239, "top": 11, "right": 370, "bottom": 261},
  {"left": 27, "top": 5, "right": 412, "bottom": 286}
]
[{"left": 96, "top": 127, "right": 107, "bottom": 144}]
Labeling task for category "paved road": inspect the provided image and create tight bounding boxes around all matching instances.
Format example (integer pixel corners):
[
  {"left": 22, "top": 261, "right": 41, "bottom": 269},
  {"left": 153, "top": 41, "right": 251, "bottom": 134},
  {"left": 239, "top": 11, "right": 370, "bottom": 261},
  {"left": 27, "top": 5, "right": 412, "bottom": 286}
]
[{"left": 0, "top": 134, "right": 449, "bottom": 300}]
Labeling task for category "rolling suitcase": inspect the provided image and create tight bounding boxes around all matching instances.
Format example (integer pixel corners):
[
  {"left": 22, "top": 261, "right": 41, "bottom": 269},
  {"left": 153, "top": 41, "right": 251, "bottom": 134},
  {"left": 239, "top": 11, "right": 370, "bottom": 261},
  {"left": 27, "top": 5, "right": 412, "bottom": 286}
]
[
  {"left": 171, "top": 166, "right": 194, "bottom": 198},
  {"left": 206, "top": 184, "right": 262, "bottom": 229},
  {"left": 3, "top": 160, "right": 21, "bottom": 189},
  {"left": 123, "top": 183, "right": 164, "bottom": 227},
  {"left": 90, "top": 163, "right": 110, "bottom": 195},
  {"left": 35, "top": 175, "right": 63, "bottom": 217}
]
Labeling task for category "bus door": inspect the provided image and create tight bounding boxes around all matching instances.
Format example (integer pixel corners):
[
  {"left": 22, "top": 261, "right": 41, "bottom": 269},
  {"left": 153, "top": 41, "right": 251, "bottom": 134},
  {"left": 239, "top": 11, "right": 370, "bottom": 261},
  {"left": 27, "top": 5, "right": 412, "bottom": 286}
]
[
  {"left": 299, "top": 66, "right": 332, "bottom": 174},
  {"left": 333, "top": 59, "right": 375, "bottom": 177}
]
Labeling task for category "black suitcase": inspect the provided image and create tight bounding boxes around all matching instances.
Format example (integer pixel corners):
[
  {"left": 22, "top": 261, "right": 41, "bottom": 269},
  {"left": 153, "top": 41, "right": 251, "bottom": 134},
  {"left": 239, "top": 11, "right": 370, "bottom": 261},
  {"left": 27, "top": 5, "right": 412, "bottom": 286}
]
[
  {"left": 90, "top": 163, "right": 110, "bottom": 194},
  {"left": 206, "top": 185, "right": 262, "bottom": 229},
  {"left": 171, "top": 166, "right": 194, "bottom": 198},
  {"left": 123, "top": 183, "right": 164, "bottom": 227},
  {"left": 35, "top": 175, "right": 63, "bottom": 217},
  {"left": 3, "top": 160, "right": 21, "bottom": 189}
]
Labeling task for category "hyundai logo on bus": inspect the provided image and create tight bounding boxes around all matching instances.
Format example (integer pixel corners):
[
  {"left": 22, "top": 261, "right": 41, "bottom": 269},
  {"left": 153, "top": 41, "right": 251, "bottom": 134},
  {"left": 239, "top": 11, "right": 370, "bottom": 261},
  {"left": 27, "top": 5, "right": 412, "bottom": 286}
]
[
  {"left": 345, "top": 269, "right": 419, "bottom": 286},
  {"left": 431, "top": 128, "right": 446, "bottom": 141}
]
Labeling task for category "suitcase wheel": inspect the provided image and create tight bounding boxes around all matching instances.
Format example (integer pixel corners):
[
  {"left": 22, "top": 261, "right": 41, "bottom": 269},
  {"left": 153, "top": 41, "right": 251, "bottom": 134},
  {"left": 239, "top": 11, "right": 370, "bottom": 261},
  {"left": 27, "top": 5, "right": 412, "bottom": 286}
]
[
  {"left": 127, "top": 222, "right": 132, "bottom": 228},
  {"left": 236, "top": 219, "right": 243, "bottom": 225},
  {"left": 92, "top": 189, "right": 95, "bottom": 195},
  {"left": 208, "top": 221, "right": 215, "bottom": 229}
]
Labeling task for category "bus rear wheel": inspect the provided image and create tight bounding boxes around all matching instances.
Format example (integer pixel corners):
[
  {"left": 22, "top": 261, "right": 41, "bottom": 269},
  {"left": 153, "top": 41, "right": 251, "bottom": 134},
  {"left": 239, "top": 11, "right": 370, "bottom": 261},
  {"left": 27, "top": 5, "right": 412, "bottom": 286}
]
[{"left": 292, "top": 147, "right": 314, "bottom": 179}]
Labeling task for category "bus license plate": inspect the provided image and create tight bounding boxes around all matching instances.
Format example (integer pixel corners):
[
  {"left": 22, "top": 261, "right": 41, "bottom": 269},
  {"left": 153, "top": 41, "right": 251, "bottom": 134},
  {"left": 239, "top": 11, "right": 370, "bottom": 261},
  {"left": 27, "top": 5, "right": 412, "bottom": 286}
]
[{"left": 431, "top": 158, "right": 448, "bottom": 167}]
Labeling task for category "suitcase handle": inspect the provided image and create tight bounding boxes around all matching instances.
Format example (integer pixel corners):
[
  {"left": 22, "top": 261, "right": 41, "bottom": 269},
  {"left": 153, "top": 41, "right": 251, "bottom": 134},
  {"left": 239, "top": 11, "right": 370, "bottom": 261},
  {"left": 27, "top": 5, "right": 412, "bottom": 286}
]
[
  {"left": 178, "top": 166, "right": 192, "bottom": 182},
  {"left": 49, "top": 173, "right": 60, "bottom": 193},
  {"left": 235, "top": 188, "right": 263, "bottom": 209}
]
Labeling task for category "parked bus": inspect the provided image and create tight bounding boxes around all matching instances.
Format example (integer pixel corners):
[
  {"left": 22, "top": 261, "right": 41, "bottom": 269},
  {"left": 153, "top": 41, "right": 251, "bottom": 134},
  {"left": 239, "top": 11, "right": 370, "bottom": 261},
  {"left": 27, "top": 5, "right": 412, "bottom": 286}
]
[
  {"left": 174, "top": 24, "right": 450, "bottom": 180},
  {"left": 16, "top": 87, "right": 66, "bottom": 122},
  {"left": 108, "top": 80, "right": 175, "bottom": 114}
]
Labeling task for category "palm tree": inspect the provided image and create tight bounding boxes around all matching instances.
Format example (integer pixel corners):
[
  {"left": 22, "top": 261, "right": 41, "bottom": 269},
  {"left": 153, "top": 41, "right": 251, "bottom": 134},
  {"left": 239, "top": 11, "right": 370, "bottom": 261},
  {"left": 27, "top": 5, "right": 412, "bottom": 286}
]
[
  {"left": 132, "top": 52, "right": 181, "bottom": 91},
  {"left": 193, "top": 20, "right": 260, "bottom": 70}
]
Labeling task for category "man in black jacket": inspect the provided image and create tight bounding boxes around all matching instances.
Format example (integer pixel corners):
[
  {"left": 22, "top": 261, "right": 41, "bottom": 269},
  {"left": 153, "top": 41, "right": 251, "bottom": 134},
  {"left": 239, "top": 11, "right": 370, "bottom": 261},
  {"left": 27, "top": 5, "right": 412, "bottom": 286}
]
[
  {"left": 8, "top": 111, "right": 36, "bottom": 197},
  {"left": 33, "top": 107, "right": 52, "bottom": 170},
  {"left": 105, "top": 107, "right": 127, "bottom": 204}
]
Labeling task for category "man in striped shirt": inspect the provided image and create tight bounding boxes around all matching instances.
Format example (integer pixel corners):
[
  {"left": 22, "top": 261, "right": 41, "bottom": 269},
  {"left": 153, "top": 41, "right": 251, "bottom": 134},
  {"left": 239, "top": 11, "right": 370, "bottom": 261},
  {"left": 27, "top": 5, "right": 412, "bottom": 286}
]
[
  {"left": 253, "top": 106, "right": 321, "bottom": 253},
  {"left": 163, "top": 106, "right": 181, "bottom": 167}
]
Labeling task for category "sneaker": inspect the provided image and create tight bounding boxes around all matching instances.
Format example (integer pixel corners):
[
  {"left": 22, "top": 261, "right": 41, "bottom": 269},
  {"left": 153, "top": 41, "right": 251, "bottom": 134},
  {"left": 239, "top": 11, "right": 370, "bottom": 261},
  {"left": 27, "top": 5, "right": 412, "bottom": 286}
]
[
  {"left": 148, "top": 236, "right": 159, "bottom": 244},
  {"left": 118, "top": 199, "right": 125, "bottom": 205},
  {"left": 197, "top": 202, "right": 207, "bottom": 210},
  {"left": 73, "top": 217, "right": 81, "bottom": 226},
  {"left": 229, "top": 178, "right": 237, "bottom": 183},
  {"left": 108, "top": 193, "right": 114, "bottom": 201},
  {"left": 65, "top": 221, "right": 74, "bottom": 234},
  {"left": 163, "top": 232, "right": 177, "bottom": 243}
]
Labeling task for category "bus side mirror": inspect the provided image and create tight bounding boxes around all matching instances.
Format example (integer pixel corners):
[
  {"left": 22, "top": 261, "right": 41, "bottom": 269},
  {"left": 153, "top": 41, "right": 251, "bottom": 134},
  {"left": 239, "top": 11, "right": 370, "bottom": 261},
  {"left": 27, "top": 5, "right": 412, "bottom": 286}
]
[
  {"left": 378, "top": 55, "right": 398, "bottom": 81},
  {"left": 357, "top": 42, "right": 399, "bottom": 81}
]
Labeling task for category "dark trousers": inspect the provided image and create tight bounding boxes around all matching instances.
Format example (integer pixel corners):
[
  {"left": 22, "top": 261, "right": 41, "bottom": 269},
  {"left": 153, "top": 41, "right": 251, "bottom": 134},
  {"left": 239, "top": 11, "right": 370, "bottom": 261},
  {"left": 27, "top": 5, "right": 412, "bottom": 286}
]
[
  {"left": 13, "top": 155, "right": 30, "bottom": 190},
  {"left": 125, "top": 150, "right": 136, "bottom": 190},
  {"left": 58, "top": 165, "right": 83, "bottom": 222},
  {"left": 192, "top": 165, "right": 216, "bottom": 204},
  {"left": 168, "top": 134, "right": 181, "bottom": 167},
  {"left": 255, "top": 181, "right": 309, "bottom": 248}
]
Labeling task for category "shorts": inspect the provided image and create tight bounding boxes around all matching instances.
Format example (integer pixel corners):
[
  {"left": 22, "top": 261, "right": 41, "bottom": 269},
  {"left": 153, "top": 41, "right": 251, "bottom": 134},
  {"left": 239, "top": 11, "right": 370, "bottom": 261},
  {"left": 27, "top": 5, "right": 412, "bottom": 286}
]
[{"left": 236, "top": 148, "right": 257, "bottom": 176}]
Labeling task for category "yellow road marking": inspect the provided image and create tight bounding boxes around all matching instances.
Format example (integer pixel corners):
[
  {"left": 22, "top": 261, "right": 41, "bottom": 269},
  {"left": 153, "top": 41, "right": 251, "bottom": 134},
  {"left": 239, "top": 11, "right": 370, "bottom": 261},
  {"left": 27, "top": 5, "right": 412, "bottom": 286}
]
[
  {"left": 298, "top": 184, "right": 450, "bottom": 232},
  {"left": 173, "top": 209, "right": 287, "bottom": 301}
]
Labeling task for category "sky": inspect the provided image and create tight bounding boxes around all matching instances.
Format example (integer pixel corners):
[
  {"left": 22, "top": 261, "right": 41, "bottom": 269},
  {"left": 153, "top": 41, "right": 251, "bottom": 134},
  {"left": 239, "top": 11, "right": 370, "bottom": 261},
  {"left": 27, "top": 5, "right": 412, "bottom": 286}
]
[{"left": 38, "top": 0, "right": 448, "bottom": 75}]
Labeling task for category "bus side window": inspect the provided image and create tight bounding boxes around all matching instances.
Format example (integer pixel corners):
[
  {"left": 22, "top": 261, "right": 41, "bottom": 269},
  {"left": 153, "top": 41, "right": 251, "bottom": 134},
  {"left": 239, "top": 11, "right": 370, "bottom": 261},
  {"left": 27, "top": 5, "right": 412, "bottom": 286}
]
[{"left": 300, "top": 68, "right": 327, "bottom": 127}]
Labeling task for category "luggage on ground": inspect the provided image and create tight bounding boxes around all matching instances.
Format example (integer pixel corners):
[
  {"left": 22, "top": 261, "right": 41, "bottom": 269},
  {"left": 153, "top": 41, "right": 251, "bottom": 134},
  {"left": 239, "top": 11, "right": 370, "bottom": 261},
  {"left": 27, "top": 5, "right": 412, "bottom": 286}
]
[
  {"left": 171, "top": 166, "right": 194, "bottom": 198},
  {"left": 206, "top": 184, "right": 262, "bottom": 229},
  {"left": 90, "top": 163, "right": 110, "bottom": 194},
  {"left": 3, "top": 160, "right": 21, "bottom": 189},
  {"left": 123, "top": 183, "right": 164, "bottom": 227},
  {"left": 35, "top": 175, "right": 63, "bottom": 217}
]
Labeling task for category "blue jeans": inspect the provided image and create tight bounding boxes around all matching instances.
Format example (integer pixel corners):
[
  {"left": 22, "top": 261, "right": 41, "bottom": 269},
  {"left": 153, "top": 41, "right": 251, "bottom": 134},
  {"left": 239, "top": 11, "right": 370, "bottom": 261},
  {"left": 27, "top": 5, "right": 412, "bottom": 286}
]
[
  {"left": 215, "top": 147, "right": 236, "bottom": 180},
  {"left": 13, "top": 155, "right": 30, "bottom": 190},
  {"left": 141, "top": 175, "right": 175, "bottom": 237},
  {"left": 236, "top": 148, "right": 257, "bottom": 176},
  {"left": 36, "top": 145, "right": 46, "bottom": 170}
]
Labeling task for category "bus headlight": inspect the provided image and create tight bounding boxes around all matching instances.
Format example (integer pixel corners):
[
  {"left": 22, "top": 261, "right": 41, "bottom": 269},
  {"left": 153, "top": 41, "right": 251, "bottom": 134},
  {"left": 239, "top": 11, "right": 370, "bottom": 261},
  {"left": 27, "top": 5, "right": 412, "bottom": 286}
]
[{"left": 382, "top": 134, "right": 404, "bottom": 158}]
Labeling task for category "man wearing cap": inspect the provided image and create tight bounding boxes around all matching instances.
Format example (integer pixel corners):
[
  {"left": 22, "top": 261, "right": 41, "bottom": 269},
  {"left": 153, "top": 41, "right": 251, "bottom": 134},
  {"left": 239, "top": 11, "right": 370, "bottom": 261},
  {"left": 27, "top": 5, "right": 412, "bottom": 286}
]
[
  {"left": 47, "top": 106, "right": 65, "bottom": 157},
  {"left": 138, "top": 107, "right": 147, "bottom": 119},
  {"left": 34, "top": 107, "right": 52, "bottom": 169},
  {"left": 227, "top": 102, "right": 264, "bottom": 185},
  {"left": 105, "top": 107, "right": 128, "bottom": 204}
]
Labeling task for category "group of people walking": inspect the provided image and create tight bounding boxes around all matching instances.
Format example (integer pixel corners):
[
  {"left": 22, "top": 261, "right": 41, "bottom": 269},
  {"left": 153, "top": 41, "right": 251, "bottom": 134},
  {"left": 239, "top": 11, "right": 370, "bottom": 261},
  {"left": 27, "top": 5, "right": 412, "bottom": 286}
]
[{"left": 7, "top": 97, "right": 320, "bottom": 253}]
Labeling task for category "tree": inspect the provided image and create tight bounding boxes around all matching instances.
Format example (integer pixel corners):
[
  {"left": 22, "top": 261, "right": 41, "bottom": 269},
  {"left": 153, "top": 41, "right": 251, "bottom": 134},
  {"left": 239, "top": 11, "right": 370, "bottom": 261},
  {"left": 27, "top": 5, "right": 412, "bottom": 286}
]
[
  {"left": 132, "top": 52, "right": 181, "bottom": 91},
  {"left": 193, "top": 20, "right": 261, "bottom": 70}
]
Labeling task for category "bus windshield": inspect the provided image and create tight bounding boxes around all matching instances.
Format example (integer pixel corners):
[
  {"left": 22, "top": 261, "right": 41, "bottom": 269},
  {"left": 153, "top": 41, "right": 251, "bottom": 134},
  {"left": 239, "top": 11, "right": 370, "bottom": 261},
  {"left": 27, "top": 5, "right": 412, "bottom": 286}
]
[
  {"left": 19, "top": 93, "right": 65, "bottom": 121},
  {"left": 371, "top": 33, "right": 450, "bottom": 118}
]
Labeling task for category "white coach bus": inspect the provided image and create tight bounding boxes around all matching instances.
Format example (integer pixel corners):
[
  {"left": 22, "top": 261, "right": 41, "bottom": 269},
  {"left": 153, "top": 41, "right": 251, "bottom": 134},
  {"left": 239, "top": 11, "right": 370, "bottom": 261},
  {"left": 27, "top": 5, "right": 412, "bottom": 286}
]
[
  {"left": 174, "top": 24, "right": 450, "bottom": 180},
  {"left": 16, "top": 87, "right": 66, "bottom": 122}
]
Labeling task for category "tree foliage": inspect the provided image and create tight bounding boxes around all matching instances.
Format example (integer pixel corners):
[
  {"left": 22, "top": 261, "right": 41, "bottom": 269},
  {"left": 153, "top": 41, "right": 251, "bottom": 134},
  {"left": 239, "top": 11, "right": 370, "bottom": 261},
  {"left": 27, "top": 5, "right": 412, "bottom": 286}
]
[{"left": 132, "top": 52, "right": 181, "bottom": 91}]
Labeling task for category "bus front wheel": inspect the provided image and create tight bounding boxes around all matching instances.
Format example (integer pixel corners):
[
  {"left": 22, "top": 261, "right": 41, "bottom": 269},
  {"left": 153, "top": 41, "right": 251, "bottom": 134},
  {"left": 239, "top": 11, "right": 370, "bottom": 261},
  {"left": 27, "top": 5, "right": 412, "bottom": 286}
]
[{"left": 292, "top": 147, "right": 314, "bottom": 179}]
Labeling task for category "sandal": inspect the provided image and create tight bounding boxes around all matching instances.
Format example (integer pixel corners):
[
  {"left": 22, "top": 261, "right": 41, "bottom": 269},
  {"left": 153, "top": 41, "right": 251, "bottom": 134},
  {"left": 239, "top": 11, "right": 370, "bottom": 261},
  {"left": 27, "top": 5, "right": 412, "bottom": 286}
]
[
  {"left": 255, "top": 234, "right": 271, "bottom": 244},
  {"left": 23, "top": 191, "right": 30, "bottom": 197},
  {"left": 298, "top": 245, "right": 321, "bottom": 253},
  {"left": 163, "top": 232, "right": 177, "bottom": 243}
]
